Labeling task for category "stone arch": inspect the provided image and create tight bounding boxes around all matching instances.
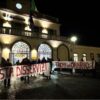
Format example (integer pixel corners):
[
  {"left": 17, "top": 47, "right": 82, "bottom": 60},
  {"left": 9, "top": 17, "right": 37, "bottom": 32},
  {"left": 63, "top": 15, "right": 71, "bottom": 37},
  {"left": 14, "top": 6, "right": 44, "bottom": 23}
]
[
  {"left": 57, "top": 44, "right": 69, "bottom": 61},
  {"left": 38, "top": 43, "right": 52, "bottom": 60},
  {"left": 11, "top": 41, "right": 30, "bottom": 64}
]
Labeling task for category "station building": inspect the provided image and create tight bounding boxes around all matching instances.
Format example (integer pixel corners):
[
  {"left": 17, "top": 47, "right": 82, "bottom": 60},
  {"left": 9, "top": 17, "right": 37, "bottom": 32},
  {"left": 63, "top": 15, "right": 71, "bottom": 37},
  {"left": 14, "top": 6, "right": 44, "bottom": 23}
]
[{"left": 0, "top": 0, "right": 100, "bottom": 64}]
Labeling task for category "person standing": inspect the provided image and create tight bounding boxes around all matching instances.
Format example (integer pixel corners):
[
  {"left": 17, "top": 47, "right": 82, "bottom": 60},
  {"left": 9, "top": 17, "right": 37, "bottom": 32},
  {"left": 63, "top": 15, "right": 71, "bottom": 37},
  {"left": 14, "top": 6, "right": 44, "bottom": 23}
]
[
  {"left": 1, "top": 58, "right": 12, "bottom": 88},
  {"left": 5, "top": 59, "right": 12, "bottom": 87}
]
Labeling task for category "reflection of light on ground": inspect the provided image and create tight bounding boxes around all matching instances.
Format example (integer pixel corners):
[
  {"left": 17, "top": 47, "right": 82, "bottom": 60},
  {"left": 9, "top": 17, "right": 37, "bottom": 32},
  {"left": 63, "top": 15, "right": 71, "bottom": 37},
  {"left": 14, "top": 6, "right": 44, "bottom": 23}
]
[
  {"left": 51, "top": 74, "right": 59, "bottom": 84},
  {"left": 34, "top": 75, "right": 44, "bottom": 82},
  {"left": 52, "top": 62, "right": 57, "bottom": 71},
  {"left": 0, "top": 74, "right": 59, "bottom": 95},
  {"left": 51, "top": 74, "right": 58, "bottom": 79}
]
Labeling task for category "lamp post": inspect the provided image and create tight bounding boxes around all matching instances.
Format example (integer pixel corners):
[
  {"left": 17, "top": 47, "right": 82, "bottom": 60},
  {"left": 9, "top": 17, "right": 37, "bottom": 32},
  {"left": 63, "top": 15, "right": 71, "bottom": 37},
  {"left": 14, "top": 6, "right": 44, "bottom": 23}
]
[
  {"left": 70, "top": 36, "right": 77, "bottom": 60},
  {"left": 70, "top": 36, "right": 77, "bottom": 74},
  {"left": 70, "top": 36, "right": 77, "bottom": 44}
]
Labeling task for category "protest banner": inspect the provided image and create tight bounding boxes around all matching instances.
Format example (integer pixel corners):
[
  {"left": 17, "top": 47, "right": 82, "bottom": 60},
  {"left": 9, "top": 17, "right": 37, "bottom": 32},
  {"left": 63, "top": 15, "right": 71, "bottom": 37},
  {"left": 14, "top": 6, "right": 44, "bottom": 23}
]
[
  {"left": 52, "top": 61, "right": 95, "bottom": 71},
  {"left": 0, "top": 63, "right": 50, "bottom": 81}
]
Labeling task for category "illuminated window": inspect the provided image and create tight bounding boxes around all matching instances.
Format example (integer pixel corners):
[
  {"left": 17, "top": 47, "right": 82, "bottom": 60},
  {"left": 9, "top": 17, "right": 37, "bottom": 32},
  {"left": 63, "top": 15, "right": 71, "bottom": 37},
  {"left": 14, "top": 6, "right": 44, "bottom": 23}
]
[
  {"left": 73, "top": 53, "right": 78, "bottom": 61},
  {"left": 11, "top": 41, "right": 30, "bottom": 64},
  {"left": 12, "top": 42, "right": 30, "bottom": 53},
  {"left": 16, "top": 3, "right": 22, "bottom": 10},
  {"left": 42, "top": 28, "right": 48, "bottom": 34},
  {"left": 38, "top": 44, "right": 52, "bottom": 60},
  {"left": 82, "top": 54, "right": 87, "bottom": 61}
]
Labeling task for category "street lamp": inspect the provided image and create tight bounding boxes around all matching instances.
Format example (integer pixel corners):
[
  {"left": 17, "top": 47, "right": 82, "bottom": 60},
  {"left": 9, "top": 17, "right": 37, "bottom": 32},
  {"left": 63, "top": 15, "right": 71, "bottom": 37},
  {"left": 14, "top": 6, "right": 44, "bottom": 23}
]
[
  {"left": 70, "top": 36, "right": 78, "bottom": 75},
  {"left": 70, "top": 36, "right": 77, "bottom": 43},
  {"left": 70, "top": 36, "right": 78, "bottom": 60}
]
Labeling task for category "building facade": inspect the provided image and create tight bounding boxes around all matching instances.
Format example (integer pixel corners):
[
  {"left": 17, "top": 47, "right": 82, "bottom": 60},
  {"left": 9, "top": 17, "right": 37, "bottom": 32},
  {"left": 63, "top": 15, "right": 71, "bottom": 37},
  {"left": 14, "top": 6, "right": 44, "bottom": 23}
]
[{"left": 0, "top": 0, "right": 100, "bottom": 64}]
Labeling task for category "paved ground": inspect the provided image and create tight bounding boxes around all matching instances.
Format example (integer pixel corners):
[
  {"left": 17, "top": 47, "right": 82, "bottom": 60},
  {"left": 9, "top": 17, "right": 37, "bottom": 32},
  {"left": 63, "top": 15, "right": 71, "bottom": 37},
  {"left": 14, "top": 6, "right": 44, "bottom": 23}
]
[{"left": 0, "top": 73, "right": 100, "bottom": 99}]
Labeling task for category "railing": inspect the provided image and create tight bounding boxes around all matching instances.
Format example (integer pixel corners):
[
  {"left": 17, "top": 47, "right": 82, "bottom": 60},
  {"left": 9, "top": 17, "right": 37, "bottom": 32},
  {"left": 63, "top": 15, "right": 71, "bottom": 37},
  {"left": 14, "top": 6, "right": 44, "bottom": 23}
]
[{"left": 0, "top": 27, "right": 68, "bottom": 42}]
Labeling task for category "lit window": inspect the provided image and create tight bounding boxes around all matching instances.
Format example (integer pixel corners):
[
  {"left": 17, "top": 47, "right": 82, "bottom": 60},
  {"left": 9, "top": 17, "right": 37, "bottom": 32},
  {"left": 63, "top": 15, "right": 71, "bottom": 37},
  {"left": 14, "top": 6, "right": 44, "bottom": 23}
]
[
  {"left": 73, "top": 53, "right": 78, "bottom": 62},
  {"left": 16, "top": 3, "right": 22, "bottom": 9},
  {"left": 12, "top": 42, "right": 30, "bottom": 53},
  {"left": 11, "top": 41, "right": 30, "bottom": 64},
  {"left": 38, "top": 44, "right": 52, "bottom": 60},
  {"left": 82, "top": 54, "right": 87, "bottom": 61},
  {"left": 42, "top": 28, "right": 48, "bottom": 34}
]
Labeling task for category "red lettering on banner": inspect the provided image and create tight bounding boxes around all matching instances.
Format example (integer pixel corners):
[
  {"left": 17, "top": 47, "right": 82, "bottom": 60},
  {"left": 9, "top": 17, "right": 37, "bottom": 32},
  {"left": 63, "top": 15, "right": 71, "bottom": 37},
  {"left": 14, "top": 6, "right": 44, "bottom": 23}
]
[
  {"left": 6, "top": 67, "right": 13, "bottom": 78},
  {"left": 21, "top": 65, "right": 27, "bottom": 75},
  {"left": 32, "top": 65, "right": 36, "bottom": 73},
  {"left": 71, "top": 62, "right": 75, "bottom": 67},
  {"left": 26, "top": 66, "right": 31, "bottom": 74},
  {"left": 28, "top": 66, "right": 32, "bottom": 74},
  {"left": 10, "top": 67, "right": 14, "bottom": 77},
  {"left": 35, "top": 64, "right": 40, "bottom": 73},
  {"left": 41, "top": 64, "right": 45, "bottom": 72},
  {"left": 16, "top": 66, "right": 21, "bottom": 77},
  {"left": 44, "top": 63, "right": 47, "bottom": 71},
  {"left": 53, "top": 61, "right": 94, "bottom": 70},
  {"left": 40, "top": 64, "right": 41, "bottom": 73},
  {"left": 30, "top": 65, "right": 34, "bottom": 73},
  {"left": 0, "top": 63, "right": 50, "bottom": 81},
  {"left": 0, "top": 69, "right": 5, "bottom": 80}
]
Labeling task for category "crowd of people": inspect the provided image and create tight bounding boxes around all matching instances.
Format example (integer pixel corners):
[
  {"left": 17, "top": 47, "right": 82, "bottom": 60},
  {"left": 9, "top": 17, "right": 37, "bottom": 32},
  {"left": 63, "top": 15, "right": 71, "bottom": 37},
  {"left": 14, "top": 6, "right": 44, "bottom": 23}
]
[
  {"left": 15, "top": 57, "right": 53, "bottom": 65},
  {"left": 0, "top": 57, "right": 53, "bottom": 88},
  {"left": 0, "top": 56, "right": 96, "bottom": 88},
  {"left": 0, "top": 57, "right": 12, "bottom": 88}
]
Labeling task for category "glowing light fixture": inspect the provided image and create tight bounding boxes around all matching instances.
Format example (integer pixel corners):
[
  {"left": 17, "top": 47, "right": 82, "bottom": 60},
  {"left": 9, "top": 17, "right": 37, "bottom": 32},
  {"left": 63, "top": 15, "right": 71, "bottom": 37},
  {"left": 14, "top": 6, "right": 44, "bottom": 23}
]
[
  {"left": 2, "top": 48, "right": 10, "bottom": 60},
  {"left": 25, "top": 25, "right": 31, "bottom": 31},
  {"left": 40, "top": 20, "right": 51, "bottom": 28},
  {"left": 48, "top": 40, "right": 62, "bottom": 48},
  {"left": 3, "top": 22, "right": 11, "bottom": 27},
  {"left": 16, "top": 3, "right": 22, "bottom": 9},
  {"left": 70, "top": 36, "right": 77, "bottom": 43},
  {"left": 42, "top": 28, "right": 48, "bottom": 34},
  {"left": 31, "top": 49, "right": 37, "bottom": 60},
  {"left": 0, "top": 34, "right": 17, "bottom": 44}
]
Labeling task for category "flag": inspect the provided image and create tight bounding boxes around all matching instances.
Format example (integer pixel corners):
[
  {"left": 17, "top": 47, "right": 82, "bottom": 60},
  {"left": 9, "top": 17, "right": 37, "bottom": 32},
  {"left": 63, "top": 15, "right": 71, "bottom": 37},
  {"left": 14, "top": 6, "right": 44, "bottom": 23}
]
[
  {"left": 29, "top": 0, "right": 37, "bottom": 31},
  {"left": 29, "top": 11, "right": 34, "bottom": 31}
]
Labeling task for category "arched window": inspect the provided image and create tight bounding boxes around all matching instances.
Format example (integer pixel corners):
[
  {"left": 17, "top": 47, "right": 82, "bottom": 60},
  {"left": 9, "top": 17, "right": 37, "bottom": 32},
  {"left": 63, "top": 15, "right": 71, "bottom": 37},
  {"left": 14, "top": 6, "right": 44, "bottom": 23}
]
[
  {"left": 11, "top": 41, "right": 30, "bottom": 64},
  {"left": 82, "top": 54, "right": 87, "bottom": 61},
  {"left": 38, "top": 44, "right": 52, "bottom": 60},
  {"left": 12, "top": 41, "right": 30, "bottom": 53}
]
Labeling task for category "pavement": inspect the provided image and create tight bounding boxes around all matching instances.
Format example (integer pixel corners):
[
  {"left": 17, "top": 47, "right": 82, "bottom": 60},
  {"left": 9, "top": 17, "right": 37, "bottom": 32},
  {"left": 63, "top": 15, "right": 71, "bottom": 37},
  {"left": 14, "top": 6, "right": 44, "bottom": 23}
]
[{"left": 0, "top": 72, "right": 100, "bottom": 99}]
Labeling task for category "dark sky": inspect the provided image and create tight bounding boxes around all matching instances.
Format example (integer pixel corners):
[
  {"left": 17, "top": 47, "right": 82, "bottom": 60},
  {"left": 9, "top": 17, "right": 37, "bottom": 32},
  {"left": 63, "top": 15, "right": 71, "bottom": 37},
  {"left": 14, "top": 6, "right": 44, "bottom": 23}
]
[{"left": 35, "top": 0, "right": 100, "bottom": 47}]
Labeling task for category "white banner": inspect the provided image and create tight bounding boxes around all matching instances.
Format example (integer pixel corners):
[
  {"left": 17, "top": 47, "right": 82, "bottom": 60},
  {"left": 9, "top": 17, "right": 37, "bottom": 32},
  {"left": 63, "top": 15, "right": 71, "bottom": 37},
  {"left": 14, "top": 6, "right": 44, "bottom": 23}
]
[
  {"left": 52, "top": 61, "right": 95, "bottom": 71},
  {"left": 0, "top": 63, "right": 50, "bottom": 81}
]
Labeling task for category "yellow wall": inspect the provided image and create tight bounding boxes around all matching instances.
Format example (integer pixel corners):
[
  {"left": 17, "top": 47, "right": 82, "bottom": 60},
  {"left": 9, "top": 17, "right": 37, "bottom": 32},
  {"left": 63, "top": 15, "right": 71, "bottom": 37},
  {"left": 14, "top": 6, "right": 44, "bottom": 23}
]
[
  {"left": 0, "top": 34, "right": 100, "bottom": 62},
  {"left": 0, "top": 10, "right": 60, "bottom": 36},
  {"left": 58, "top": 45, "right": 69, "bottom": 61},
  {"left": 74, "top": 45, "right": 100, "bottom": 61}
]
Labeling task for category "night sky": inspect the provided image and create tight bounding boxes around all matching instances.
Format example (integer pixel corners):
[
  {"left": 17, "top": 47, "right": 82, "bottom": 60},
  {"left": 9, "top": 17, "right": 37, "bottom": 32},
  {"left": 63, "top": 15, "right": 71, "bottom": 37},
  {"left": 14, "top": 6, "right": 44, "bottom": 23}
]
[{"left": 35, "top": 0, "right": 100, "bottom": 47}]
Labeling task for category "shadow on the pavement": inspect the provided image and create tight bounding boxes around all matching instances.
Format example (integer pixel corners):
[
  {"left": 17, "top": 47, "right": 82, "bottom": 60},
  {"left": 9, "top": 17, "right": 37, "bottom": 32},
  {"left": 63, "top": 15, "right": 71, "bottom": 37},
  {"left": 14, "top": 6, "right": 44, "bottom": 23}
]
[
  {"left": 0, "top": 88, "right": 8, "bottom": 99},
  {"left": 15, "top": 83, "right": 72, "bottom": 99}
]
